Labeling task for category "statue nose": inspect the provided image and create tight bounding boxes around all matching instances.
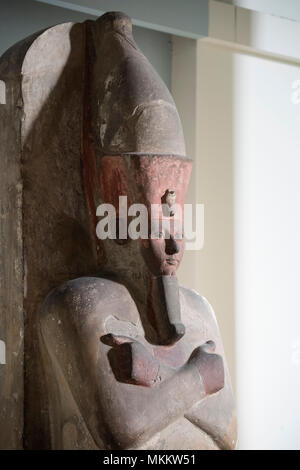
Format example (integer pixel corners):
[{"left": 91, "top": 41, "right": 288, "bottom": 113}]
[{"left": 165, "top": 235, "right": 179, "bottom": 255}]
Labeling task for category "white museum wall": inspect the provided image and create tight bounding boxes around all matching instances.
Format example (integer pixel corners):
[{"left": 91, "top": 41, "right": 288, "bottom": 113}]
[
  {"left": 233, "top": 49, "right": 300, "bottom": 450},
  {"left": 176, "top": 39, "right": 300, "bottom": 449},
  {"left": 220, "top": 0, "right": 300, "bottom": 23}
]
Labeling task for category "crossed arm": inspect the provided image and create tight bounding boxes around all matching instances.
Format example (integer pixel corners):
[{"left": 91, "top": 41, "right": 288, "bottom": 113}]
[{"left": 99, "top": 334, "right": 225, "bottom": 449}]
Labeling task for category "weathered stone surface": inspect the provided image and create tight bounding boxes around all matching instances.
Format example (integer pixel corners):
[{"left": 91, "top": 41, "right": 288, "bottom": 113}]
[
  {"left": 86, "top": 12, "right": 186, "bottom": 157},
  {"left": 0, "top": 67, "right": 24, "bottom": 450},
  {"left": 0, "top": 22, "right": 99, "bottom": 449},
  {"left": 0, "top": 11, "right": 236, "bottom": 450},
  {"left": 40, "top": 278, "right": 235, "bottom": 449},
  {"left": 21, "top": 23, "right": 99, "bottom": 449},
  {"left": 0, "top": 32, "right": 41, "bottom": 450}
]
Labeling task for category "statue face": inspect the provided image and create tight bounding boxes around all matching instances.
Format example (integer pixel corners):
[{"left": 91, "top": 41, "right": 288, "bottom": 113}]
[
  {"left": 141, "top": 213, "right": 184, "bottom": 276},
  {"left": 134, "top": 157, "right": 192, "bottom": 277},
  {"left": 97, "top": 155, "right": 192, "bottom": 276}
]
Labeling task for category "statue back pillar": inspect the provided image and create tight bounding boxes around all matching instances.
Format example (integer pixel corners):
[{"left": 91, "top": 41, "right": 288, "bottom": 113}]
[
  {"left": 0, "top": 44, "right": 25, "bottom": 450},
  {"left": 0, "top": 23, "right": 99, "bottom": 449}
]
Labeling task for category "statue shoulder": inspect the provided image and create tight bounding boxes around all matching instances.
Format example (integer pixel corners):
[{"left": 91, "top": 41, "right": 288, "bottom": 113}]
[
  {"left": 179, "top": 286, "right": 220, "bottom": 336},
  {"left": 40, "top": 276, "right": 136, "bottom": 324}
]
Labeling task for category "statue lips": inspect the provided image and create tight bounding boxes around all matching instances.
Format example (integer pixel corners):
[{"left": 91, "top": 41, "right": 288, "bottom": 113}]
[
  {"left": 166, "top": 257, "right": 179, "bottom": 266},
  {"left": 162, "top": 257, "right": 180, "bottom": 276}
]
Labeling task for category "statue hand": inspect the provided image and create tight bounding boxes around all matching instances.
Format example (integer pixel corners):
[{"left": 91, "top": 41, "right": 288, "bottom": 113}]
[
  {"left": 188, "top": 341, "right": 224, "bottom": 395},
  {"left": 101, "top": 334, "right": 160, "bottom": 387}
]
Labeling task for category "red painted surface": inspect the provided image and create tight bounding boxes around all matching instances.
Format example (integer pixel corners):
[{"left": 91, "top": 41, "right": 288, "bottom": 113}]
[{"left": 99, "top": 156, "right": 133, "bottom": 212}]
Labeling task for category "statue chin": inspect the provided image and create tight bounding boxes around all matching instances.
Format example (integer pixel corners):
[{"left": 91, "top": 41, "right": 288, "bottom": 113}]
[{"left": 162, "top": 261, "right": 180, "bottom": 275}]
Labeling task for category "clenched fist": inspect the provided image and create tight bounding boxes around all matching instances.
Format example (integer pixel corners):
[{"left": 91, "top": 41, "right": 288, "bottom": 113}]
[
  {"left": 101, "top": 334, "right": 160, "bottom": 387},
  {"left": 188, "top": 341, "right": 225, "bottom": 395}
]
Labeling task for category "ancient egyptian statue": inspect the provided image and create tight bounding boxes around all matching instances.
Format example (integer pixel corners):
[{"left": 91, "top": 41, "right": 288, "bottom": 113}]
[{"left": 0, "top": 12, "right": 236, "bottom": 450}]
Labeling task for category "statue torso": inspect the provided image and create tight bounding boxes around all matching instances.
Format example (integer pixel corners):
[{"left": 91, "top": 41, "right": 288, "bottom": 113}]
[{"left": 40, "top": 277, "right": 236, "bottom": 450}]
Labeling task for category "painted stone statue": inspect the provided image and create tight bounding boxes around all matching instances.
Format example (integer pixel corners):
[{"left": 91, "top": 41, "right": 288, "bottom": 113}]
[{"left": 0, "top": 12, "right": 236, "bottom": 449}]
